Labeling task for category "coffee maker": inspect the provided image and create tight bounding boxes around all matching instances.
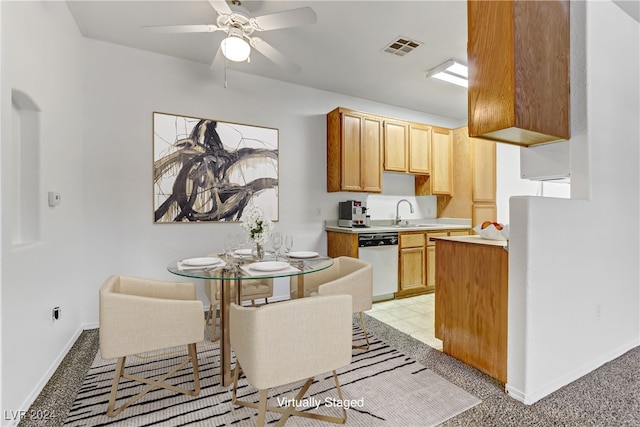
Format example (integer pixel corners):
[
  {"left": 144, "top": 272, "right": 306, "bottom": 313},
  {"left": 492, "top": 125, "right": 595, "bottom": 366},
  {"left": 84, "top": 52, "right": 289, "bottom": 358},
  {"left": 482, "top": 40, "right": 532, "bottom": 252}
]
[{"left": 338, "top": 200, "right": 368, "bottom": 228}]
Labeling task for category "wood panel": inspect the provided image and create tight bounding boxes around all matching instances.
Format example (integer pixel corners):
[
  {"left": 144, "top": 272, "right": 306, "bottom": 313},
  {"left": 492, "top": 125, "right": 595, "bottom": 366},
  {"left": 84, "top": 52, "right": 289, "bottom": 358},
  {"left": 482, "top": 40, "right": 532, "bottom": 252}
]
[
  {"left": 408, "top": 124, "right": 431, "bottom": 174},
  {"left": 399, "top": 247, "right": 426, "bottom": 291},
  {"left": 472, "top": 138, "right": 496, "bottom": 203},
  {"left": 326, "top": 109, "right": 342, "bottom": 192},
  {"left": 435, "top": 239, "right": 508, "bottom": 383},
  {"left": 467, "top": 0, "right": 570, "bottom": 146},
  {"left": 431, "top": 127, "right": 452, "bottom": 195},
  {"left": 361, "top": 116, "right": 383, "bottom": 192},
  {"left": 472, "top": 203, "right": 497, "bottom": 229},
  {"left": 326, "top": 231, "right": 358, "bottom": 258},
  {"left": 383, "top": 120, "right": 408, "bottom": 172},
  {"left": 437, "top": 126, "right": 473, "bottom": 218},
  {"left": 340, "top": 112, "right": 363, "bottom": 191}
]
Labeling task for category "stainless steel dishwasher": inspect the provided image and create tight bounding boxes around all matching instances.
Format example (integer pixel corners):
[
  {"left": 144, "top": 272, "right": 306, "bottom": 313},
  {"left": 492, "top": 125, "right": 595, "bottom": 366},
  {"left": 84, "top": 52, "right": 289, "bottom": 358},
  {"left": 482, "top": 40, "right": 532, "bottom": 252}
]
[{"left": 357, "top": 232, "right": 399, "bottom": 302}]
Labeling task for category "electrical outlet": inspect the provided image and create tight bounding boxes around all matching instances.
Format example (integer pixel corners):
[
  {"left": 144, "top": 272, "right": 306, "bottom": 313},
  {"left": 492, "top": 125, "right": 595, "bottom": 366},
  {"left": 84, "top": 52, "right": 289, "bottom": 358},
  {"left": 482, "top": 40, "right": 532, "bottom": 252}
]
[
  {"left": 595, "top": 304, "right": 601, "bottom": 320},
  {"left": 52, "top": 306, "right": 61, "bottom": 321}
]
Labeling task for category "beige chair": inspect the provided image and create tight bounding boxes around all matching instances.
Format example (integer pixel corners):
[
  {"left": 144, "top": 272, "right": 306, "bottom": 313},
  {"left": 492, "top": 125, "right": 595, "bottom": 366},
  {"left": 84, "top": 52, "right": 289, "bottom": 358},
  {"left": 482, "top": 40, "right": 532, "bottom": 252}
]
[
  {"left": 230, "top": 294, "right": 353, "bottom": 427},
  {"left": 204, "top": 277, "right": 273, "bottom": 341},
  {"left": 99, "top": 275, "right": 204, "bottom": 417},
  {"left": 290, "top": 256, "right": 373, "bottom": 349}
]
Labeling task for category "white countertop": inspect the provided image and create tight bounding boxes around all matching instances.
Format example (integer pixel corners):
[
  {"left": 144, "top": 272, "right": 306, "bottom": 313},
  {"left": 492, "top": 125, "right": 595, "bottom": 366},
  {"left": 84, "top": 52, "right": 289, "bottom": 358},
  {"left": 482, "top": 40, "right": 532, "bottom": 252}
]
[
  {"left": 431, "top": 235, "right": 508, "bottom": 247},
  {"left": 325, "top": 219, "right": 472, "bottom": 234}
]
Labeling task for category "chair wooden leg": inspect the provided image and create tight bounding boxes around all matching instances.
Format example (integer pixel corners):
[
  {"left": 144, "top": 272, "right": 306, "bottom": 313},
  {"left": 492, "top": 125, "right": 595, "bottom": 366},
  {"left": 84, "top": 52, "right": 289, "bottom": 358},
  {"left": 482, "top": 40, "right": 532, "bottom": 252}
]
[
  {"left": 105, "top": 345, "right": 200, "bottom": 417},
  {"left": 353, "top": 312, "right": 370, "bottom": 350},
  {"left": 257, "top": 389, "right": 269, "bottom": 427},
  {"left": 106, "top": 357, "right": 126, "bottom": 417}
]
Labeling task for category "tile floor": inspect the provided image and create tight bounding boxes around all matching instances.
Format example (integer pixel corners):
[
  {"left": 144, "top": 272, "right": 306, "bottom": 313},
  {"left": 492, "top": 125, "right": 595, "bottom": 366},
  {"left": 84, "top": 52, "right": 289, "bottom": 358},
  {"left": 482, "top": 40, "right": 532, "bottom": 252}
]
[{"left": 367, "top": 293, "right": 443, "bottom": 351}]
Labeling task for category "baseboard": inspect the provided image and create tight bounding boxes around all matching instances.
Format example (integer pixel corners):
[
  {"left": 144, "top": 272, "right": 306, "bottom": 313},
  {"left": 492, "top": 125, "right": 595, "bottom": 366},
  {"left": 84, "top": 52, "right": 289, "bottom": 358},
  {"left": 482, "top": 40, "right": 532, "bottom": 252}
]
[
  {"left": 506, "top": 337, "right": 640, "bottom": 405},
  {"left": 10, "top": 327, "right": 84, "bottom": 427}
]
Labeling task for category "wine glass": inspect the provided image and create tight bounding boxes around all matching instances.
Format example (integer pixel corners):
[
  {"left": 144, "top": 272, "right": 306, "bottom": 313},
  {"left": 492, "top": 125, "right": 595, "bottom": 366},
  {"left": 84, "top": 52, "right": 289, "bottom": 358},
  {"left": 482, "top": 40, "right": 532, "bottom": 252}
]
[
  {"left": 223, "top": 234, "right": 235, "bottom": 258},
  {"left": 284, "top": 234, "right": 294, "bottom": 256},
  {"left": 271, "top": 231, "right": 283, "bottom": 260}
]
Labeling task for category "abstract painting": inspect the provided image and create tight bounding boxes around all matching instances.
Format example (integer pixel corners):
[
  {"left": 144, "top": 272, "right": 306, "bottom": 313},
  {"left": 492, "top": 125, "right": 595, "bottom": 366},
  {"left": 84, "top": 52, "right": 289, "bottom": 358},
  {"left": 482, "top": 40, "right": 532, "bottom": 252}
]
[{"left": 153, "top": 112, "right": 279, "bottom": 223}]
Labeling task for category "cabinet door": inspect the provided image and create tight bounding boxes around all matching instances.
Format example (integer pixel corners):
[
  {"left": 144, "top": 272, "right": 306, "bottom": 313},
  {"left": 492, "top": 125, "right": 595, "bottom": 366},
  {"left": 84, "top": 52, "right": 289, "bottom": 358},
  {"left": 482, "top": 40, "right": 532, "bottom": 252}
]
[
  {"left": 361, "top": 116, "right": 383, "bottom": 192},
  {"left": 408, "top": 124, "right": 431, "bottom": 174},
  {"left": 473, "top": 138, "right": 496, "bottom": 203},
  {"left": 340, "top": 112, "right": 363, "bottom": 191},
  {"left": 399, "top": 247, "right": 426, "bottom": 291},
  {"left": 384, "top": 120, "right": 408, "bottom": 172},
  {"left": 472, "top": 203, "right": 497, "bottom": 229},
  {"left": 431, "top": 127, "right": 453, "bottom": 195}
]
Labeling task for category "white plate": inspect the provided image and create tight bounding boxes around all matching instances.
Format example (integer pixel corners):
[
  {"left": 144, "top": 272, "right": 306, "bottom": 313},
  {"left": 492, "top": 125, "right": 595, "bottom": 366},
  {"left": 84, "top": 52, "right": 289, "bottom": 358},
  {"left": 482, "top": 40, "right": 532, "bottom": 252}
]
[
  {"left": 287, "top": 251, "right": 319, "bottom": 259},
  {"left": 234, "top": 249, "right": 253, "bottom": 256},
  {"left": 249, "top": 261, "right": 290, "bottom": 272},
  {"left": 182, "top": 257, "right": 222, "bottom": 267}
]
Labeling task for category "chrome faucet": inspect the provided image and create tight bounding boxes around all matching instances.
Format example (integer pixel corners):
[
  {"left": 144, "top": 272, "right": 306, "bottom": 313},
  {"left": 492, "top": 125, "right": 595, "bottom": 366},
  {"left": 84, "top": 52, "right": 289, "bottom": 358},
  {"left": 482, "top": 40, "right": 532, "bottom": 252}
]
[{"left": 395, "top": 199, "right": 414, "bottom": 225}]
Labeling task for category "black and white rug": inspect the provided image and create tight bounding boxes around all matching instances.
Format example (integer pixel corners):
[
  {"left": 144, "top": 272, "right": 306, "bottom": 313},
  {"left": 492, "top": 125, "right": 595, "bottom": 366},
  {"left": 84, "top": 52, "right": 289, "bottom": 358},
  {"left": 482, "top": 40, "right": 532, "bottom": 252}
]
[{"left": 64, "top": 325, "right": 480, "bottom": 426}]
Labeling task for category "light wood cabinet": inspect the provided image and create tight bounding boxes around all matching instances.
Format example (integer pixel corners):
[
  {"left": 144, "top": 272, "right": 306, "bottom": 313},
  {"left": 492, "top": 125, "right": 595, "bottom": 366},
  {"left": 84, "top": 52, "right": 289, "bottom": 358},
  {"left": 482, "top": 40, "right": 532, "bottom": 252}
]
[
  {"left": 408, "top": 124, "right": 431, "bottom": 174},
  {"left": 467, "top": 0, "right": 570, "bottom": 146},
  {"left": 472, "top": 139, "right": 496, "bottom": 203},
  {"left": 383, "top": 120, "right": 408, "bottom": 172},
  {"left": 397, "top": 232, "right": 426, "bottom": 297},
  {"left": 326, "top": 231, "right": 358, "bottom": 258},
  {"left": 471, "top": 136, "right": 497, "bottom": 229},
  {"left": 327, "top": 108, "right": 382, "bottom": 193},
  {"left": 430, "top": 127, "right": 453, "bottom": 195},
  {"left": 383, "top": 121, "right": 432, "bottom": 175}
]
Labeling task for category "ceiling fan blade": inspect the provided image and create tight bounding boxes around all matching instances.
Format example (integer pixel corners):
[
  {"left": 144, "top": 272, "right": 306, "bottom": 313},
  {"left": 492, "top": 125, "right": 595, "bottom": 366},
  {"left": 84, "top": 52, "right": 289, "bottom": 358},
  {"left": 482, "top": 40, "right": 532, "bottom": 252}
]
[
  {"left": 250, "top": 37, "right": 301, "bottom": 74},
  {"left": 251, "top": 7, "right": 317, "bottom": 31},
  {"left": 143, "top": 24, "right": 220, "bottom": 33},
  {"left": 208, "top": 0, "right": 233, "bottom": 16}
]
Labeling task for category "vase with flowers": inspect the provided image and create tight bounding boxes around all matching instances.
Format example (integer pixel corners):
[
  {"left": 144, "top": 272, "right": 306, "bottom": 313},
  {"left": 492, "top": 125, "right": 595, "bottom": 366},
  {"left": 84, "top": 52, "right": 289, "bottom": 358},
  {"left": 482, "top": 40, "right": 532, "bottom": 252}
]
[{"left": 241, "top": 206, "right": 274, "bottom": 260}]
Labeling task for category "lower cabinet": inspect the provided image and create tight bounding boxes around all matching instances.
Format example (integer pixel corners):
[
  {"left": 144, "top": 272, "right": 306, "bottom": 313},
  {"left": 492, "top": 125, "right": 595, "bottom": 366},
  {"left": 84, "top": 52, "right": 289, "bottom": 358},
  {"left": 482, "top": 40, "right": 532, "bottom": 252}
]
[
  {"left": 398, "top": 229, "right": 472, "bottom": 298},
  {"left": 397, "top": 233, "right": 426, "bottom": 297}
]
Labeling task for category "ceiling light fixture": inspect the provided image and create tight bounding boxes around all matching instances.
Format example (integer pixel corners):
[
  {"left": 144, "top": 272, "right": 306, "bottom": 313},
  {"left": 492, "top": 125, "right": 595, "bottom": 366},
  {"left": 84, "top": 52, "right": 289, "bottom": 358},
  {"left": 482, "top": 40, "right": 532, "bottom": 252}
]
[
  {"left": 425, "top": 59, "right": 468, "bottom": 88},
  {"left": 220, "top": 27, "right": 250, "bottom": 62}
]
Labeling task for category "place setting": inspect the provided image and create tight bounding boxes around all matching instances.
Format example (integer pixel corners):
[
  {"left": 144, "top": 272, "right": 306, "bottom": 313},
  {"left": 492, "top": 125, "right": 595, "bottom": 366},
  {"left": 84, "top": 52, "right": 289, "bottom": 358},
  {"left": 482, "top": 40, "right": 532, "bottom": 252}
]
[{"left": 177, "top": 256, "right": 226, "bottom": 271}]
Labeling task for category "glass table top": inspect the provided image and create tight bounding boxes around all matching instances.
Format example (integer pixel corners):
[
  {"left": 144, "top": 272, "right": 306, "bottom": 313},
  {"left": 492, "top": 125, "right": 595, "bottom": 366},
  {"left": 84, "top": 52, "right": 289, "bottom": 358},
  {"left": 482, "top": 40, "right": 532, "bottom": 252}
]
[{"left": 167, "top": 253, "right": 334, "bottom": 280}]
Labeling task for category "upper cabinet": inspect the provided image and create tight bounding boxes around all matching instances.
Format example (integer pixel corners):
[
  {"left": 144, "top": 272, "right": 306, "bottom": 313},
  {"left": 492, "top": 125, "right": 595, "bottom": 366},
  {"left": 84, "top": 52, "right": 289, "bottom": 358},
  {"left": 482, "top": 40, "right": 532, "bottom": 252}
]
[
  {"left": 383, "top": 120, "right": 408, "bottom": 172},
  {"left": 467, "top": 0, "right": 570, "bottom": 146},
  {"left": 327, "top": 107, "right": 383, "bottom": 193},
  {"left": 430, "top": 127, "right": 453, "bottom": 195},
  {"left": 384, "top": 120, "right": 432, "bottom": 174},
  {"left": 408, "top": 124, "right": 431, "bottom": 174}
]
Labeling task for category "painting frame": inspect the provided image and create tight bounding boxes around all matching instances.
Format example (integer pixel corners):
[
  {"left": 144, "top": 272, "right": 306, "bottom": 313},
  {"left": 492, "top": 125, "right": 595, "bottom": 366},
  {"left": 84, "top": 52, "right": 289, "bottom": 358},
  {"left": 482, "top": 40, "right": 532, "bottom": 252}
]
[{"left": 153, "top": 112, "right": 279, "bottom": 223}]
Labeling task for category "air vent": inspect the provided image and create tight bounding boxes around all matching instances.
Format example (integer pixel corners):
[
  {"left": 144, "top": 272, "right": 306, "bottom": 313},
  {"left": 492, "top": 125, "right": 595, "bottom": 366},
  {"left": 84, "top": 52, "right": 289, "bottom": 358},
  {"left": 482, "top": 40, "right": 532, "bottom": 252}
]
[{"left": 382, "top": 36, "right": 423, "bottom": 56}]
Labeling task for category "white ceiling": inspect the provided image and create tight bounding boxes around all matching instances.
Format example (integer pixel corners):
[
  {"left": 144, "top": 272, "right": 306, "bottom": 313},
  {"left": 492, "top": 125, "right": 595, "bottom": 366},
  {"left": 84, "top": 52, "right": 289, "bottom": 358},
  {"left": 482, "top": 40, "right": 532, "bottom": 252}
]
[{"left": 66, "top": 1, "right": 469, "bottom": 120}]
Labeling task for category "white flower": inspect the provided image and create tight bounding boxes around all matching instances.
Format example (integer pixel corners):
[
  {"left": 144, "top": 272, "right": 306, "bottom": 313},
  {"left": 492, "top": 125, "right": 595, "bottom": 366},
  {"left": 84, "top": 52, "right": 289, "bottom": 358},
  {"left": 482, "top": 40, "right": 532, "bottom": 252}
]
[{"left": 241, "top": 206, "right": 273, "bottom": 245}]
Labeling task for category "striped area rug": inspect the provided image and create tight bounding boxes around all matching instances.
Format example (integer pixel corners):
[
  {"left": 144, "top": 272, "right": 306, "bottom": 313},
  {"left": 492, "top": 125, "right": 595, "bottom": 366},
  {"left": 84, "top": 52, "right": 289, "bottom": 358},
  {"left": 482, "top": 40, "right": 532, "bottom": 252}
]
[{"left": 64, "top": 324, "right": 480, "bottom": 426}]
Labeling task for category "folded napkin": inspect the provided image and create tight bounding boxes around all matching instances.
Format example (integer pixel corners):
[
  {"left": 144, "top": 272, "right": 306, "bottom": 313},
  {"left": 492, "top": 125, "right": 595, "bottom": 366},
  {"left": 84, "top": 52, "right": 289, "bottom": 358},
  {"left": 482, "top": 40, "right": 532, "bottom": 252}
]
[
  {"left": 240, "top": 263, "right": 300, "bottom": 277},
  {"left": 177, "top": 260, "right": 226, "bottom": 271}
]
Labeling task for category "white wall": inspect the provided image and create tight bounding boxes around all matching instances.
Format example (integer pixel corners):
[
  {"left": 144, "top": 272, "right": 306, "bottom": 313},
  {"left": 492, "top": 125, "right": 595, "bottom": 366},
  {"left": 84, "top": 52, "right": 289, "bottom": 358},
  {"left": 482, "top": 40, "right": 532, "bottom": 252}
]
[
  {"left": 0, "top": 1, "right": 85, "bottom": 417},
  {"left": 506, "top": 1, "right": 640, "bottom": 404}
]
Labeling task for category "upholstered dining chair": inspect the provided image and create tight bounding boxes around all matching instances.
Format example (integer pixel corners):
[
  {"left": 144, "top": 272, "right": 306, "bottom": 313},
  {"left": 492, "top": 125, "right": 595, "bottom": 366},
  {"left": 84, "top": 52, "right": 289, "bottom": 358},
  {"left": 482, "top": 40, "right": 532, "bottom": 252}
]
[
  {"left": 204, "top": 277, "right": 273, "bottom": 341},
  {"left": 290, "top": 256, "right": 373, "bottom": 349},
  {"left": 230, "top": 294, "right": 353, "bottom": 427},
  {"left": 99, "top": 275, "right": 204, "bottom": 417}
]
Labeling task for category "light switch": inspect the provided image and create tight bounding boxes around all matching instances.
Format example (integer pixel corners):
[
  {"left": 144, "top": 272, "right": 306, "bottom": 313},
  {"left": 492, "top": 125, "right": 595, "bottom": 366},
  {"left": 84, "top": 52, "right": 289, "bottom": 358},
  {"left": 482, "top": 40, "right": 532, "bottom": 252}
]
[{"left": 48, "top": 191, "right": 61, "bottom": 207}]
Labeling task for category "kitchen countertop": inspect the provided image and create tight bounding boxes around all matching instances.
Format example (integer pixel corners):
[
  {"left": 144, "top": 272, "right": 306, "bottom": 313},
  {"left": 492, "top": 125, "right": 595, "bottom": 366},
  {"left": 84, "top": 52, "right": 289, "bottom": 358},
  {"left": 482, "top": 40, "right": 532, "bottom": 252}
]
[
  {"left": 431, "top": 235, "right": 508, "bottom": 247},
  {"left": 325, "top": 219, "right": 472, "bottom": 234}
]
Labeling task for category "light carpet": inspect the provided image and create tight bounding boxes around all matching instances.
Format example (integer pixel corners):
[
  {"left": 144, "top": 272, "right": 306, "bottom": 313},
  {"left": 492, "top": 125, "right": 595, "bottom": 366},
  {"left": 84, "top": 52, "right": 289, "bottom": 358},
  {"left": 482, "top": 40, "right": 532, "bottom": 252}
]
[{"left": 64, "top": 324, "right": 480, "bottom": 426}]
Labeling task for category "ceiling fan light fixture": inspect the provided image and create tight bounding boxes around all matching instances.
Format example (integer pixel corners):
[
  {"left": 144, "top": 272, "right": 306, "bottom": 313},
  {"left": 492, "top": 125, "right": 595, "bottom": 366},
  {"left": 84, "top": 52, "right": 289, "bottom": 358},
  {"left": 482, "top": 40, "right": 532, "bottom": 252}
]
[
  {"left": 221, "top": 27, "right": 250, "bottom": 62},
  {"left": 425, "top": 59, "right": 468, "bottom": 88}
]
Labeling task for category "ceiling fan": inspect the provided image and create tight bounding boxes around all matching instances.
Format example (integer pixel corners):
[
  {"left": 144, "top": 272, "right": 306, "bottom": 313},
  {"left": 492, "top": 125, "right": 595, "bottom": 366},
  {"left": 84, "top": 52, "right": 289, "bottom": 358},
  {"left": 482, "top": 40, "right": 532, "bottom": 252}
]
[{"left": 144, "top": 0, "right": 317, "bottom": 73}]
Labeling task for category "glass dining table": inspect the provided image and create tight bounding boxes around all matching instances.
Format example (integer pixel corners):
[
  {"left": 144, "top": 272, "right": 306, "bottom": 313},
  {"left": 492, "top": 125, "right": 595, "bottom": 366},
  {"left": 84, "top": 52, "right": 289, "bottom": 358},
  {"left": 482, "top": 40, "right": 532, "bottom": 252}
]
[{"left": 167, "top": 253, "right": 334, "bottom": 387}]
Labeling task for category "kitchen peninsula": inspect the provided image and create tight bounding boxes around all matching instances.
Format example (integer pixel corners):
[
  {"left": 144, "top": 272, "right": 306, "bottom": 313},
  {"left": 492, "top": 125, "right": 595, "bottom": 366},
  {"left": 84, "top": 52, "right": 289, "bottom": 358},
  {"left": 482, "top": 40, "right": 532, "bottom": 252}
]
[{"left": 433, "top": 235, "right": 508, "bottom": 383}]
